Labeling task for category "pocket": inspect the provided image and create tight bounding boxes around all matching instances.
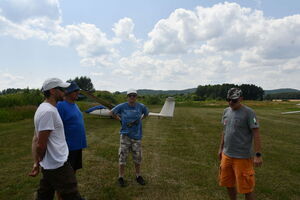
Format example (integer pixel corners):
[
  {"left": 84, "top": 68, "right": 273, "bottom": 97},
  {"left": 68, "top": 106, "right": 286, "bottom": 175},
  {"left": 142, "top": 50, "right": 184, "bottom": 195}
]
[
  {"left": 218, "top": 165, "right": 222, "bottom": 182},
  {"left": 241, "top": 169, "right": 255, "bottom": 190}
]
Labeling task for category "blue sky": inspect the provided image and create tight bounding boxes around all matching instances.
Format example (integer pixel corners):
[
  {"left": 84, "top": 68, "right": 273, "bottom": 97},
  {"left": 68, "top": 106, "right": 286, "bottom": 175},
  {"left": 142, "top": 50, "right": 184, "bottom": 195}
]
[{"left": 0, "top": 0, "right": 300, "bottom": 91}]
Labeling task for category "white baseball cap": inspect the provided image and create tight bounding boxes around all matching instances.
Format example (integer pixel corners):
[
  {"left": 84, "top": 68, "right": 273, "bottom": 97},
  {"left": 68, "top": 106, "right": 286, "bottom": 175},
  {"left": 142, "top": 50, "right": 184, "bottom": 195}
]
[
  {"left": 42, "top": 78, "right": 71, "bottom": 92},
  {"left": 127, "top": 89, "right": 137, "bottom": 95}
]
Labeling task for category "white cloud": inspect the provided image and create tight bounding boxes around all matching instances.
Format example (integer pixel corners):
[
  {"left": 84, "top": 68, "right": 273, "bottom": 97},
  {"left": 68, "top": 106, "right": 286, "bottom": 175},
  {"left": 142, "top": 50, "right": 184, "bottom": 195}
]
[
  {"left": 0, "top": 0, "right": 120, "bottom": 68},
  {"left": 2, "top": 73, "right": 24, "bottom": 81},
  {"left": 112, "top": 17, "right": 137, "bottom": 42},
  {"left": 0, "top": 0, "right": 61, "bottom": 22},
  {"left": 0, "top": 73, "right": 25, "bottom": 90},
  {"left": 139, "top": 2, "right": 300, "bottom": 89},
  {"left": 0, "top": 16, "right": 49, "bottom": 39},
  {"left": 144, "top": 8, "right": 199, "bottom": 54},
  {"left": 143, "top": 2, "right": 300, "bottom": 60},
  {"left": 0, "top": 0, "right": 61, "bottom": 39},
  {"left": 90, "top": 72, "right": 103, "bottom": 76},
  {"left": 117, "top": 51, "right": 190, "bottom": 84},
  {"left": 143, "top": 2, "right": 263, "bottom": 55},
  {"left": 1, "top": 1, "right": 300, "bottom": 90},
  {"left": 49, "top": 23, "right": 120, "bottom": 67}
]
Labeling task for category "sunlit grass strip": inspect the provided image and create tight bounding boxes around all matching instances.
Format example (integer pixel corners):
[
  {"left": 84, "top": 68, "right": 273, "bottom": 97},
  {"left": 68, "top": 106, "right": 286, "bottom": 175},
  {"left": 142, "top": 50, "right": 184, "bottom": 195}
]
[
  {"left": 0, "top": 91, "right": 43, "bottom": 108},
  {"left": 0, "top": 106, "right": 37, "bottom": 122}
]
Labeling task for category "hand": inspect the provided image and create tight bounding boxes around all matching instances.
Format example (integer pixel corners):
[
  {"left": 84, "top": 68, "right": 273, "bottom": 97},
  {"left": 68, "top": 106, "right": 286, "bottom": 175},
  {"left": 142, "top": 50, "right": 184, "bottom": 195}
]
[
  {"left": 218, "top": 150, "right": 222, "bottom": 161},
  {"left": 127, "top": 122, "right": 134, "bottom": 127},
  {"left": 28, "top": 163, "right": 40, "bottom": 177},
  {"left": 127, "top": 119, "right": 139, "bottom": 128},
  {"left": 254, "top": 156, "right": 263, "bottom": 167}
]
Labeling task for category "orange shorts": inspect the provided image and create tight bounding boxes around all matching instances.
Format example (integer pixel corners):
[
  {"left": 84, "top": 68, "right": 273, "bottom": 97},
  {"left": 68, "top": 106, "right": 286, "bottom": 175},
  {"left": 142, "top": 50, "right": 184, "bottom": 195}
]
[{"left": 219, "top": 153, "right": 255, "bottom": 194}]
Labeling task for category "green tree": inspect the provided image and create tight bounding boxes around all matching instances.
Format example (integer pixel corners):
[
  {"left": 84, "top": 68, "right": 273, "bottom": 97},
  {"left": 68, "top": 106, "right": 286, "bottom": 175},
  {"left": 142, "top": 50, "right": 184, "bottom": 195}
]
[
  {"left": 68, "top": 76, "right": 95, "bottom": 92},
  {"left": 0, "top": 88, "right": 22, "bottom": 95},
  {"left": 95, "top": 91, "right": 118, "bottom": 104},
  {"left": 145, "top": 95, "right": 163, "bottom": 105},
  {"left": 195, "top": 83, "right": 263, "bottom": 100}
]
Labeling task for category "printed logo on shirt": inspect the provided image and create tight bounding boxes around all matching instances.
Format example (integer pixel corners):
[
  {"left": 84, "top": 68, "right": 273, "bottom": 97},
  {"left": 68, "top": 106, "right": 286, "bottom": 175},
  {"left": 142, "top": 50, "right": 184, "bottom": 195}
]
[{"left": 253, "top": 117, "right": 257, "bottom": 125}]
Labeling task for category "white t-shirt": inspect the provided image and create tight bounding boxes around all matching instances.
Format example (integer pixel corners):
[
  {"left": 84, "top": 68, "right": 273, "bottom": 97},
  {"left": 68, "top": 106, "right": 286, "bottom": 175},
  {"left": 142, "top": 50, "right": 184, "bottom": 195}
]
[{"left": 34, "top": 102, "right": 69, "bottom": 169}]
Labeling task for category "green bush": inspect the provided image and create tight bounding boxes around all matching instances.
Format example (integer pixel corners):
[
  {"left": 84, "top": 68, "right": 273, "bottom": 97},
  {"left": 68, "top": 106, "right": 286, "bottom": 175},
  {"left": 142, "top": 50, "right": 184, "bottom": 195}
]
[
  {"left": 0, "top": 106, "right": 37, "bottom": 123},
  {"left": 144, "top": 95, "right": 163, "bottom": 105},
  {"left": 0, "top": 90, "right": 43, "bottom": 108}
]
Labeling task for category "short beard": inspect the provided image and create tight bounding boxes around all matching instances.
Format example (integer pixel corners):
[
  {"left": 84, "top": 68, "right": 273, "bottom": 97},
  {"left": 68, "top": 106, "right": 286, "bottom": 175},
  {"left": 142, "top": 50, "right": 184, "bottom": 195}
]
[{"left": 56, "top": 94, "right": 64, "bottom": 102}]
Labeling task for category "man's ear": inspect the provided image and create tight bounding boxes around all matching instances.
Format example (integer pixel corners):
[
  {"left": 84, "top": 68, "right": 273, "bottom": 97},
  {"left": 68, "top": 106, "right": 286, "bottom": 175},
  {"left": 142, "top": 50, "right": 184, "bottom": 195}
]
[{"left": 49, "top": 88, "right": 56, "bottom": 95}]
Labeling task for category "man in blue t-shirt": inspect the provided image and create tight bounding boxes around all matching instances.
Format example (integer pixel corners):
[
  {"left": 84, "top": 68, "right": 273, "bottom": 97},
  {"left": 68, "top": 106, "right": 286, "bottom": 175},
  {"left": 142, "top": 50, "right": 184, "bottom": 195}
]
[
  {"left": 57, "top": 82, "right": 87, "bottom": 173},
  {"left": 111, "top": 89, "right": 149, "bottom": 187}
]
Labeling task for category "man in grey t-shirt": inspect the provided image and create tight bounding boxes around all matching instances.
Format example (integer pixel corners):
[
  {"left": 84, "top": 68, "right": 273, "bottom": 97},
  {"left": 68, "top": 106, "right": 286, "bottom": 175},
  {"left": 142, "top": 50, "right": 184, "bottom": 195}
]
[{"left": 218, "top": 88, "right": 263, "bottom": 200}]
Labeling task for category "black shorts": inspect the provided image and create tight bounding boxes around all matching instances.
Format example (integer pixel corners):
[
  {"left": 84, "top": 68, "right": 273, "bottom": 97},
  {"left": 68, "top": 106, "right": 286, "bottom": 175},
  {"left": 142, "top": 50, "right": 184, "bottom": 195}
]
[
  {"left": 38, "top": 162, "right": 82, "bottom": 200},
  {"left": 68, "top": 149, "right": 83, "bottom": 171}
]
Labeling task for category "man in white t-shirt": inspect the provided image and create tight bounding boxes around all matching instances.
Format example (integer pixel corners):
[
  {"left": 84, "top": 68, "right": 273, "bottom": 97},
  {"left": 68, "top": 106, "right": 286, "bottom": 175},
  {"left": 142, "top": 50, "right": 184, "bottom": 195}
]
[{"left": 29, "top": 78, "right": 84, "bottom": 200}]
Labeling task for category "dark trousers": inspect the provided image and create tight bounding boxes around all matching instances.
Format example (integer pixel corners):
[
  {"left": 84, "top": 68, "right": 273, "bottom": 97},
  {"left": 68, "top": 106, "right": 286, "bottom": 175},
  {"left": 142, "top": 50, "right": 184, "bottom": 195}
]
[{"left": 37, "top": 162, "right": 82, "bottom": 200}]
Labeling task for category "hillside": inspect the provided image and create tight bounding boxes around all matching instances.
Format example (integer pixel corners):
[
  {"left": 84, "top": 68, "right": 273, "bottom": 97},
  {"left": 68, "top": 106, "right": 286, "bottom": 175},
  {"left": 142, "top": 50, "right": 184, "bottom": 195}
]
[
  {"left": 121, "top": 88, "right": 197, "bottom": 95},
  {"left": 264, "top": 88, "right": 300, "bottom": 95},
  {"left": 122, "top": 88, "right": 300, "bottom": 96}
]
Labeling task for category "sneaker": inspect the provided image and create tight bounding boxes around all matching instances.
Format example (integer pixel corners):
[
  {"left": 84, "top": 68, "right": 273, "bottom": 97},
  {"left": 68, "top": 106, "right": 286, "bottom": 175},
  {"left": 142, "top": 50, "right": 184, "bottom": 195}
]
[
  {"left": 118, "top": 177, "right": 126, "bottom": 187},
  {"left": 136, "top": 176, "right": 146, "bottom": 185}
]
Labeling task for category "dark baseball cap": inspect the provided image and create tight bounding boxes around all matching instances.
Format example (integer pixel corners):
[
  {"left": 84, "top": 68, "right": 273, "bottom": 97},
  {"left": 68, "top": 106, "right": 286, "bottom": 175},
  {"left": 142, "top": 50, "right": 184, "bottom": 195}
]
[
  {"left": 227, "top": 88, "right": 242, "bottom": 99},
  {"left": 66, "top": 82, "right": 80, "bottom": 94}
]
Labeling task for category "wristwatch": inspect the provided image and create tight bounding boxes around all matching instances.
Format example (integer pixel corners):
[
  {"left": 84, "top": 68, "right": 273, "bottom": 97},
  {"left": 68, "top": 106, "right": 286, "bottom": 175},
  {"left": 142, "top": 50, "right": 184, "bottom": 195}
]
[{"left": 255, "top": 152, "right": 262, "bottom": 157}]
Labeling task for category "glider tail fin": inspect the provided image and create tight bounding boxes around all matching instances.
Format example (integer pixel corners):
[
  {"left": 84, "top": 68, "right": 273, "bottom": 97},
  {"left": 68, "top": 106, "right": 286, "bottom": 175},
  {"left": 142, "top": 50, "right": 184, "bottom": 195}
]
[{"left": 149, "top": 97, "right": 175, "bottom": 117}]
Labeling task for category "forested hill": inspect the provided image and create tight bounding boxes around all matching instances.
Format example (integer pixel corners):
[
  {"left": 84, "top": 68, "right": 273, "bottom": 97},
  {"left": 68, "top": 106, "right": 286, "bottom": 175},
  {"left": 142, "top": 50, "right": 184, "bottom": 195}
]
[
  {"left": 120, "top": 88, "right": 299, "bottom": 96},
  {"left": 264, "top": 88, "right": 300, "bottom": 95},
  {"left": 122, "top": 88, "right": 197, "bottom": 95}
]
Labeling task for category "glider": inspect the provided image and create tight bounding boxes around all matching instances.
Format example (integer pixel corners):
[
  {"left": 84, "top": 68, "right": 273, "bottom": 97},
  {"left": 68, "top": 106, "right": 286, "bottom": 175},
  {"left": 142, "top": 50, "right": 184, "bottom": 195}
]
[{"left": 80, "top": 91, "right": 175, "bottom": 118}]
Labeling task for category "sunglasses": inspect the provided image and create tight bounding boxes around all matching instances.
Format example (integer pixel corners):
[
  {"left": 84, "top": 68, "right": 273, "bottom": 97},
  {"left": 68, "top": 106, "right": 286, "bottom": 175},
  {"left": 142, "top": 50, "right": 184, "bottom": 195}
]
[
  {"left": 227, "top": 98, "right": 238, "bottom": 103},
  {"left": 128, "top": 94, "right": 137, "bottom": 97},
  {"left": 54, "top": 87, "right": 65, "bottom": 92}
]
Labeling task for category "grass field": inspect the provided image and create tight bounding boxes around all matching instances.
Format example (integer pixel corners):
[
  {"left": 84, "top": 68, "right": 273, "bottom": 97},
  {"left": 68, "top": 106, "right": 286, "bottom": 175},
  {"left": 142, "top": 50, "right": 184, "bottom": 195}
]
[{"left": 0, "top": 101, "right": 299, "bottom": 200}]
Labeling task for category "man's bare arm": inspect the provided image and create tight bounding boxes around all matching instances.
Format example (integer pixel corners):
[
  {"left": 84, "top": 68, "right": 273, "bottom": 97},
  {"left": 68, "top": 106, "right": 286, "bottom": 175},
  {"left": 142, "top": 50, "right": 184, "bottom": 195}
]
[
  {"left": 110, "top": 111, "right": 121, "bottom": 121},
  {"left": 218, "top": 132, "right": 224, "bottom": 161},
  {"left": 32, "top": 134, "right": 39, "bottom": 162},
  {"left": 253, "top": 128, "right": 263, "bottom": 167},
  {"left": 36, "top": 130, "right": 51, "bottom": 160},
  {"left": 29, "top": 133, "right": 41, "bottom": 177},
  {"left": 29, "top": 130, "right": 51, "bottom": 177}
]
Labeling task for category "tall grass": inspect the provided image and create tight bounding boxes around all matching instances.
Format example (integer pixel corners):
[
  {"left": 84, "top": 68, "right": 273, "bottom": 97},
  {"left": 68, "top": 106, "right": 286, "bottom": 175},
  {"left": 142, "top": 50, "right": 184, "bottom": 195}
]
[
  {"left": 0, "top": 106, "right": 37, "bottom": 123},
  {"left": 0, "top": 90, "right": 43, "bottom": 108},
  {"left": 0, "top": 90, "right": 43, "bottom": 122}
]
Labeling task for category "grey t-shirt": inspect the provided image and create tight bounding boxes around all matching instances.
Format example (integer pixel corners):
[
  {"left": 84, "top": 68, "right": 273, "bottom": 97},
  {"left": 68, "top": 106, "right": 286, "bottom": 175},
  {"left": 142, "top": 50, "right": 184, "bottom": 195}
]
[{"left": 221, "top": 105, "right": 259, "bottom": 158}]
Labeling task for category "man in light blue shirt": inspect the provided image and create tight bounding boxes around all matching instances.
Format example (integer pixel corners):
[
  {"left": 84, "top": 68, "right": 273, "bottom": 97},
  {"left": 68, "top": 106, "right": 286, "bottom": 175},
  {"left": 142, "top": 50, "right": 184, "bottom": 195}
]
[{"left": 111, "top": 89, "right": 149, "bottom": 187}]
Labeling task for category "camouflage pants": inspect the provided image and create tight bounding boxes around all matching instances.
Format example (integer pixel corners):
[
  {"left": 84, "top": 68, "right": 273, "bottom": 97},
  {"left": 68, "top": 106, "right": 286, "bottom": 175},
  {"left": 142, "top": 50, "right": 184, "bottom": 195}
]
[{"left": 119, "top": 134, "right": 142, "bottom": 165}]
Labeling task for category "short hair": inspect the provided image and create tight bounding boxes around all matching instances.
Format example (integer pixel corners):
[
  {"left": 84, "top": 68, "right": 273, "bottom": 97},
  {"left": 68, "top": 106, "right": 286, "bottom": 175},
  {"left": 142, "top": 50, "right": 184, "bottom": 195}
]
[{"left": 43, "top": 90, "right": 51, "bottom": 98}]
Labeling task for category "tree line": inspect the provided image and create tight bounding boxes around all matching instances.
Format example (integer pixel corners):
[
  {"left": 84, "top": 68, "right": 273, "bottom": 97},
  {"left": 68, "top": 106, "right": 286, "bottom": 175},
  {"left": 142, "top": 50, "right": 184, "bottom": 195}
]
[
  {"left": 265, "top": 92, "right": 300, "bottom": 100},
  {"left": 2, "top": 76, "right": 299, "bottom": 104},
  {"left": 196, "top": 84, "right": 264, "bottom": 100}
]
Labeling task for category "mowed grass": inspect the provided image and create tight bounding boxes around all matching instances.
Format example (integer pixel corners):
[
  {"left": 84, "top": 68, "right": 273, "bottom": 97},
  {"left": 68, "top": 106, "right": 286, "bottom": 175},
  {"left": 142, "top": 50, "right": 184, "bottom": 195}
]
[{"left": 0, "top": 101, "right": 299, "bottom": 200}]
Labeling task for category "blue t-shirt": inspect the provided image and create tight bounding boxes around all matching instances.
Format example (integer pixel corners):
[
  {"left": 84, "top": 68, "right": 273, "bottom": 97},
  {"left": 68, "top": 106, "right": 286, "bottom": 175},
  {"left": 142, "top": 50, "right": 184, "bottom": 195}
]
[
  {"left": 57, "top": 101, "right": 87, "bottom": 151},
  {"left": 111, "top": 102, "right": 149, "bottom": 140}
]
